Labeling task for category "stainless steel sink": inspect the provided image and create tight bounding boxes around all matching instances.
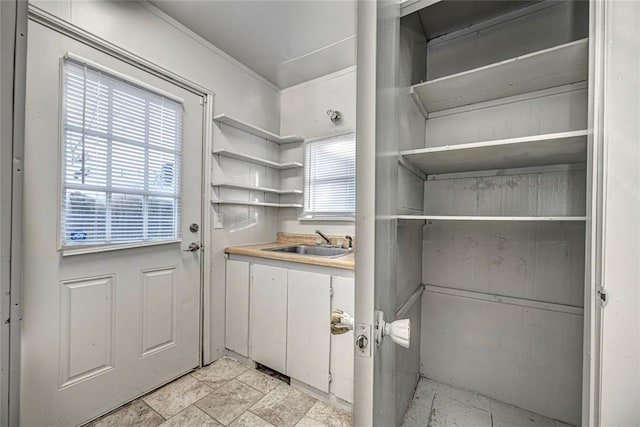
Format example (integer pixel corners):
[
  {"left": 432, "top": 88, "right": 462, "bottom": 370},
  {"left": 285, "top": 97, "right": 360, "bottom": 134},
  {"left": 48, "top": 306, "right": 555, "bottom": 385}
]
[{"left": 262, "top": 245, "right": 353, "bottom": 258}]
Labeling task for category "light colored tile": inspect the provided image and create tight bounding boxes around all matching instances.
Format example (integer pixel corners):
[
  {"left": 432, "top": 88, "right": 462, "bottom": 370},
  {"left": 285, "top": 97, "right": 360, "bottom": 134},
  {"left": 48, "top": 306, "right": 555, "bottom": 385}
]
[
  {"left": 295, "top": 417, "right": 326, "bottom": 427},
  {"left": 401, "top": 400, "right": 431, "bottom": 427},
  {"left": 413, "top": 378, "right": 437, "bottom": 409},
  {"left": 250, "top": 383, "right": 317, "bottom": 427},
  {"left": 196, "top": 379, "right": 264, "bottom": 426},
  {"left": 237, "top": 369, "right": 282, "bottom": 394},
  {"left": 305, "top": 401, "right": 352, "bottom": 427},
  {"left": 87, "top": 399, "right": 164, "bottom": 427},
  {"left": 491, "top": 399, "right": 555, "bottom": 427},
  {"left": 429, "top": 395, "right": 491, "bottom": 427},
  {"left": 143, "top": 375, "right": 213, "bottom": 418},
  {"left": 160, "top": 406, "right": 222, "bottom": 427},
  {"left": 230, "top": 412, "right": 276, "bottom": 427},
  {"left": 434, "top": 383, "right": 491, "bottom": 412},
  {"left": 192, "top": 357, "right": 249, "bottom": 390}
]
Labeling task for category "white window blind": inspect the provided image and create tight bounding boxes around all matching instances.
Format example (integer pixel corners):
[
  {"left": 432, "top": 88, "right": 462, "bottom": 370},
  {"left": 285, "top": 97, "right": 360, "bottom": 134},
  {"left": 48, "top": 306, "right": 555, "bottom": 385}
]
[
  {"left": 303, "top": 133, "right": 356, "bottom": 219},
  {"left": 61, "top": 59, "right": 183, "bottom": 248}
]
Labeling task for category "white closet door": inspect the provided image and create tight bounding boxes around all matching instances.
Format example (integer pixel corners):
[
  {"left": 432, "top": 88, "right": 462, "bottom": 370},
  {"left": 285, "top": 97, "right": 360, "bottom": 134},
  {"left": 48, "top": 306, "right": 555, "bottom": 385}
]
[{"left": 597, "top": 1, "right": 640, "bottom": 425}]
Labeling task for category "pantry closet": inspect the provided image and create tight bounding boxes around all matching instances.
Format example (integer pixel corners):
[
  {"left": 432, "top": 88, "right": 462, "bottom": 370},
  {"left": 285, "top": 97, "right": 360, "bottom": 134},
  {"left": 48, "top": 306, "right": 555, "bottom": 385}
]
[{"left": 397, "top": 1, "right": 590, "bottom": 424}]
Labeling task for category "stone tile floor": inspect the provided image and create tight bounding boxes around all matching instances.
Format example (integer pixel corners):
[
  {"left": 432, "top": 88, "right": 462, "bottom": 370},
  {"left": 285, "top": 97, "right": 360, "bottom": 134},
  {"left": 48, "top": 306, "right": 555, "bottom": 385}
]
[
  {"left": 402, "top": 377, "right": 575, "bottom": 427},
  {"left": 85, "top": 357, "right": 352, "bottom": 427}
]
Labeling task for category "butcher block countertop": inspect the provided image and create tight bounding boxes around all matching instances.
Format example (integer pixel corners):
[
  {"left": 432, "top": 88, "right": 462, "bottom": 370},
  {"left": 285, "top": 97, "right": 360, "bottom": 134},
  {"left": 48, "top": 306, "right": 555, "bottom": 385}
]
[{"left": 225, "top": 232, "right": 355, "bottom": 270}]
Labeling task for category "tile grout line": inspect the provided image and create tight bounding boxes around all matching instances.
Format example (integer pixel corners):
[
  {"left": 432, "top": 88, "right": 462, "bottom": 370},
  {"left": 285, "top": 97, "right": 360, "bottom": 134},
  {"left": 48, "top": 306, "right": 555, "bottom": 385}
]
[
  {"left": 247, "top": 409, "right": 278, "bottom": 426},
  {"left": 144, "top": 400, "right": 169, "bottom": 423},
  {"left": 190, "top": 365, "right": 274, "bottom": 427}
]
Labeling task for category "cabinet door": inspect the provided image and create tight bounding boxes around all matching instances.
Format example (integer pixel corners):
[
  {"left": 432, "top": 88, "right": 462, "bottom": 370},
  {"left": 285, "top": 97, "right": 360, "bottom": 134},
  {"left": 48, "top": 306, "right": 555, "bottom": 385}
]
[
  {"left": 250, "top": 264, "right": 288, "bottom": 373},
  {"left": 287, "top": 269, "right": 331, "bottom": 392},
  {"left": 331, "top": 276, "right": 355, "bottom": 403},
  {"left": 225, "top": 260, "right": 250, "bottom": 356}
]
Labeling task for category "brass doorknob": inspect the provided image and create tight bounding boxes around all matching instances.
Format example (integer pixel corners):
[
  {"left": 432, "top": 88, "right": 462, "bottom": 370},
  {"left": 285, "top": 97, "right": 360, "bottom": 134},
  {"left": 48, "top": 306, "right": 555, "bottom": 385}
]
[{"left": 331, "top": 309, "right": 354, "bottom": 335}]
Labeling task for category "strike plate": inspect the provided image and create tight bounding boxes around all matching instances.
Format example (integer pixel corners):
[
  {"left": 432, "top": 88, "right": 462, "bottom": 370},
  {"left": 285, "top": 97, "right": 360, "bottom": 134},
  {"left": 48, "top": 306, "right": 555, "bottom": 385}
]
[{"left": 355, "top": 322, "right": 372, "bottom": 358}]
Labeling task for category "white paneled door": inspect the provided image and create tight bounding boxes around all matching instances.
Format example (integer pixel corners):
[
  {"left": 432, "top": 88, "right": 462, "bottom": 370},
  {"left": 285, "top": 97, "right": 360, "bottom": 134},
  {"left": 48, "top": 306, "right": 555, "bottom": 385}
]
[{"left": 21, "top": 22, "right": 204, "bottom": 426}]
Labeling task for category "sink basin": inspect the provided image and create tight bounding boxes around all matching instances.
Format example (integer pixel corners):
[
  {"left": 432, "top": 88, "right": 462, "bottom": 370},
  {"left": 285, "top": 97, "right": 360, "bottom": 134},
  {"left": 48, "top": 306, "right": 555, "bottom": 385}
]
[{"left": 263, "top": 245, "right": 352, "bottom": 258}]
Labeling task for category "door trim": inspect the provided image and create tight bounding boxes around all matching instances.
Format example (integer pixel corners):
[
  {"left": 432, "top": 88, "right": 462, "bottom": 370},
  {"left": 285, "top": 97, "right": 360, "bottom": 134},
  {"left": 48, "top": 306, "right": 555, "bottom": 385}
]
[
  {"left": 353, "top": 1, "right": 377, "bottom": 425},
  {"left": 3, "top": 2, "right": 28, "bottom": 426},
  {"left": 583, "top": 1, "right": 606, "bottom": 426},
  {"left": 13, "top": 6, "right": 215, "bottom": 425}
]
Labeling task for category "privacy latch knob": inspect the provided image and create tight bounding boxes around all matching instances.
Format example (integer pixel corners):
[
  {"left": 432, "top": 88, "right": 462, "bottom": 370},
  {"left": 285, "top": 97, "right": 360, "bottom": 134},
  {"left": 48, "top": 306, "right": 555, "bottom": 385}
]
[{"left": 375, "top": 310, "right": 410, "bottom": 348}]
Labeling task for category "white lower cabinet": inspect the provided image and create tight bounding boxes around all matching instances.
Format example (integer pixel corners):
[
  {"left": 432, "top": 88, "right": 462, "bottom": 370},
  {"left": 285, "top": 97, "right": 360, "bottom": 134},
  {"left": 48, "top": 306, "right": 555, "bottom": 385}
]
[
  {"left": 287, "top": 270, "right": 331, "bottom": 392},
  {"left": 225, "top": 260, "right": 250, "bottom": 356},
  {"left": 330, "top": 276, "right": 355, "bottom": 403},
  {"left": 250, "top": 264, "right": 288, "bottom": 373},
  {"left": 225, "top": 257, "right": 354, "bottom": 402}
]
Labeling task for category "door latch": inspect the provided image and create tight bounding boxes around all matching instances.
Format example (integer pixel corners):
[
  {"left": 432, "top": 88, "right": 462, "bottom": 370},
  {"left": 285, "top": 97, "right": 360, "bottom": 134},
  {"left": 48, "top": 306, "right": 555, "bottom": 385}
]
[
  {"left": 354, "top": 322, "right": 372, "bottom": 358},
  {"left": 355, "top": 334, "right": 368, "bottom": 350}
]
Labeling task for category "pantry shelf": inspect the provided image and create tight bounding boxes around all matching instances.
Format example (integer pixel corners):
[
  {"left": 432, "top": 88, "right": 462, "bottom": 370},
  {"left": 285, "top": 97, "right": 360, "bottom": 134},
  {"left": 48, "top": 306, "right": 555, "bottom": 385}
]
[
  {"left": 397, "top": 215, "right": 587, "bottom": 222},
  {"left": 211, "top": 182, "right": 302, "bottom": 195},
  {"left": 214, "top": 114, "right": 304, "bottom": 144},
  {"left": 410, "top": 38, "right": 589, "bottom": 114},
  {"left": 400, "top": 130, "right": 588, "bottom": 175},
  {"left": 211, "top": 200, "right": 302, "bottom": 208},
  {"left": 212, "top": 148, "right": 303, "bottom": 170}
]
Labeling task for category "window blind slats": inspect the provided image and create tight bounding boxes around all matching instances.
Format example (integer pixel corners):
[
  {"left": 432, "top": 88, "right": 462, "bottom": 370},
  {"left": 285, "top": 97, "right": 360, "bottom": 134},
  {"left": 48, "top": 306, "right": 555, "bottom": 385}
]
[
  {"left": 61, "top": 59, "right": 183, "bottom": 247},
  {"left": 304, "top": 133, "right": 356, "bottom": 217}
]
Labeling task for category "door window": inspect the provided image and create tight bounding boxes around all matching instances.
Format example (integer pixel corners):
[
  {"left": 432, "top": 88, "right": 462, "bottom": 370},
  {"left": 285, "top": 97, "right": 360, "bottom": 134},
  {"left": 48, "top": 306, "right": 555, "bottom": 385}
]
[{"left": 61, "top": 59, "right": 183, "bottom": 248}]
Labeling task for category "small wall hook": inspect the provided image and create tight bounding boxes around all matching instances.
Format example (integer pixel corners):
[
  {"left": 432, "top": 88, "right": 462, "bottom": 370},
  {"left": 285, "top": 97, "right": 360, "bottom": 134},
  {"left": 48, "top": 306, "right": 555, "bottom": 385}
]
[{"left": 327, "top": 109, "right": 343, "bottom": 124}]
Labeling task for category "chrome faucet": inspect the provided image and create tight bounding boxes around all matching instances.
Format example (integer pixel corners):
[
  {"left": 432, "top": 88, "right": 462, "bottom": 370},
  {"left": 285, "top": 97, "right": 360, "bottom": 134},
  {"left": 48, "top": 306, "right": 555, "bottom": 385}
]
[{"left": 315, "top": 230, "right": 331, "bottom": 245}]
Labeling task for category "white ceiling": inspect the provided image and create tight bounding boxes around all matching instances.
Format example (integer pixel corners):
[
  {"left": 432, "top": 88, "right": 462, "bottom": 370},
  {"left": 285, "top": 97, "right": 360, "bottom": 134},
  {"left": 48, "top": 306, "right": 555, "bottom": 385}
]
[{"left": 149, "top": 0, "right": 357, "bottom": 89}]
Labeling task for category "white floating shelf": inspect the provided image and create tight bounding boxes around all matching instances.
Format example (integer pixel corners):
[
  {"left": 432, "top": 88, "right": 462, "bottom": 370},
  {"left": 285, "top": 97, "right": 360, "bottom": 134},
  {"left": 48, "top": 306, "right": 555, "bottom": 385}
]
[
  {"left": 410, "top": 39, "right": 589, "bottom": 114},
  {"left": 214, "top": 114, "right": 304, "bottom": 144},
  {"left": 212, "top": 148, "right": 303, "bottom": 170},
  {"left": 398, "top": 215, "right": 586, "bottom": 222},
  {"left": 212, "top": 200, "right": 302, "bottom": 208},
  {"left": 400, "top": 130, "right": 588, "bottom": 175},
  {"left": 211, "top": 182, "right": 302, "bottom": 195}
]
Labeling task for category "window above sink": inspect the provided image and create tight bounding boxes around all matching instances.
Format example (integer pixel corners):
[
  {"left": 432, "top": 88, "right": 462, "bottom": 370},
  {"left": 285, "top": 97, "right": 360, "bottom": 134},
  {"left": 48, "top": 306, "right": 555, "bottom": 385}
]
[{"left": 302, "top": 133, "right": 356, "bottom": 221}]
